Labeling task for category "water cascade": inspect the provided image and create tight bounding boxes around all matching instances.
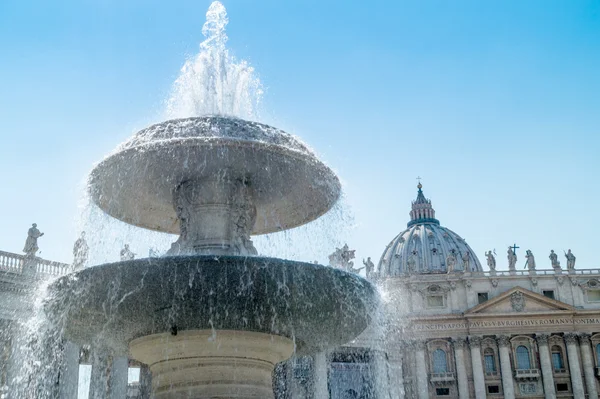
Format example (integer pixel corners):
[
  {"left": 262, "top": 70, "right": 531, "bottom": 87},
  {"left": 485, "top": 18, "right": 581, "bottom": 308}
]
[{"left": 43, "top": 2, "right": 378, "bottom": 397}]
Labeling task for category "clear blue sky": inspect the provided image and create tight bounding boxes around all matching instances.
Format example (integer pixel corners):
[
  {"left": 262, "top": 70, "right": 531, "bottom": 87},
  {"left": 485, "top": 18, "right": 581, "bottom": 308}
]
[{"left": 0, "top": 0, "right": 599, "bottom": 271}]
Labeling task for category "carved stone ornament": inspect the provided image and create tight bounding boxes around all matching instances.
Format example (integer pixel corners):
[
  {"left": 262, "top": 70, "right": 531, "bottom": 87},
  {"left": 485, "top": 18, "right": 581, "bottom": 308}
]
[
  {"left": 582, "top": 279, "right": 600, "bottom": 289},
  {"left": 570, "top": 276, "right": 579, "bottom": 286},
  {"left": 465, "top": 280, "right": 472, "bottom": 289},
  {"left": 579, "top": 333, "right": 591, "bottom": 345},
  {"left": 468, "top": 336, "right": 482, "bottom": 348},
  {"left": 418, "top": 284, "right": 451, "bottom": 297},
  {"left": 412, "top": 340, "right": 427, "bottom": 351},
  {"left": 556, "top": 275, "right": 564, "bottom": 285},
  {"left": 535, "top": 334, "right": 549, "bottom": 345},
  {"left": 530, "top": 277, "right": 538, "bottom": 286},
  {"left": 453, "top": 337, "right": 466, "bottom": 349},
  {"left": 497, "top": 335, "right": 511, "bottom": 347},
  {"left": 510, "top": 291, "right": 526, "bottom": 312},
  {"left": 564, "top": 333, "right": 578, "bottom": 345},
  {"left": 449, "top": 281, "right": 457, "bottom": 290},
  {"left": 491, "top": 278, "right": 499, "bottom": 288}
]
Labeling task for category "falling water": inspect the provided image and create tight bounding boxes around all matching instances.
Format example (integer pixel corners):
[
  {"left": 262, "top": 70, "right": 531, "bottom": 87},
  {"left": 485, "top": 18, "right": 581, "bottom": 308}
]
[{"left": 165, "top": 1, "right": 263, "bottom": 120}]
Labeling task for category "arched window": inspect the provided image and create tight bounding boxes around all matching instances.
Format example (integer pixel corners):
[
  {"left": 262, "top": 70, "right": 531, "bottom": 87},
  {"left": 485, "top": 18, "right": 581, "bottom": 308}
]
[
  {"left": 516, "top": 346, "right": 531, "bottom": 369},
  {"left": 483, "top": 348, "right": 496, "bottom": 373},
  {"left": 551, "top": 345, "right": 564, "bottom": 371},
  {"left": 432, "top": 349, "right": 448, "bottom": 373}
]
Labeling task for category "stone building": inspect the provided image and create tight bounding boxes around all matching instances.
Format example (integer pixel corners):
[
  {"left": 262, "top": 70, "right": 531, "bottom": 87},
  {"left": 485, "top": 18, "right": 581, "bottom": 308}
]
[{"left": 279, "top": 184, "right": 600, "bottom": 398}]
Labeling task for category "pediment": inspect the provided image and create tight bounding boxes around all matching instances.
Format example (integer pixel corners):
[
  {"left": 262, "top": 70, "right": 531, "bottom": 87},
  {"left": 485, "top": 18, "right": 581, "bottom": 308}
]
[{"left": 465, "top": 287, "right": 575, "bottom": 315}]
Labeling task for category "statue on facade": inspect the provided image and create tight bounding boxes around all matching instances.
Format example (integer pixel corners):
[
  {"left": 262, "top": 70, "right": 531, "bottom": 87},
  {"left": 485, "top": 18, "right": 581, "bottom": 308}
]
[
  {"left": 362, "top": 257, "right": 375, "bottom": 279},
  {"left": 507, "top": 246, "right": 517, "bottom": 271},
  {"left": 328, "top": 244, "right": 357, "bottom": 272},
  {"left": 23, "top": 223, "right": 44, "bottom": 257},
  {"left": 485, "top": 251, "right": 496, "bottom": 271},
  {"left": 446, "top": 251, "right": 457, "bottom": 273},
  {"left": 525, "top": 250, "right": 536, "bottom": 271},
  {"left": 120, "top": 244, "right": 135, "bottom": 261},
  {"left": 72, "top": 231, "right": 89, "bottom": 270},
  {"left": 549, "top": 250, "right": 561, "bottom": 270},
  {"left": 462, "top": 251, "right": 471, "bottom": 271},
  {"left": 565, "top": 249, "right": 576, "bottom": 271}
]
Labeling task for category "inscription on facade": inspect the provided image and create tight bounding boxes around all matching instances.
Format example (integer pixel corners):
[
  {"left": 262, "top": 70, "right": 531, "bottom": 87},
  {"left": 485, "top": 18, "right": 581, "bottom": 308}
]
[{"left": 410, "top": 317, "right": 600, "bottom": 331}]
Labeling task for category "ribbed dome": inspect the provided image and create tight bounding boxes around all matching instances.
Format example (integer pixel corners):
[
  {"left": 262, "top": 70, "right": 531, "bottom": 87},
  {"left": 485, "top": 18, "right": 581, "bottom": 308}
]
[{"left": 377, "top": 184, "right": 482, "bottom": 276}]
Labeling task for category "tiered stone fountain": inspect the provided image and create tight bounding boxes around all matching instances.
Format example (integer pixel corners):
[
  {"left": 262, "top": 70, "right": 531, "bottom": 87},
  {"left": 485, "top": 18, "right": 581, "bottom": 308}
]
[{"left": 45, "top": 116, "right": 378, "bottom": 398}]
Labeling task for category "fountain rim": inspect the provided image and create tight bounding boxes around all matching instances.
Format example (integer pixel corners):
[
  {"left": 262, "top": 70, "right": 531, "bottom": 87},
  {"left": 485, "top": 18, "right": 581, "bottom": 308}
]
[{"left": 88, "top": 118, "right": 342, "bottom": 236}]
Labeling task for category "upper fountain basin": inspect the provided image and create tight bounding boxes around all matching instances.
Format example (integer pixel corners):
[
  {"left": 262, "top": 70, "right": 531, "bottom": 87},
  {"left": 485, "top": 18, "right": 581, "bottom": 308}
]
[{"left": 89, "top": 116, "right": 341, "bottom": 235}]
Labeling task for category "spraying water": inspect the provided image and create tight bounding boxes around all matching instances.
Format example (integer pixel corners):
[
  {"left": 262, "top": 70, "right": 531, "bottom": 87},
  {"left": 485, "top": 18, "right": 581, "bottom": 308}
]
[{"left": 165, "top": 1, "right": 263, "bottom": 120}]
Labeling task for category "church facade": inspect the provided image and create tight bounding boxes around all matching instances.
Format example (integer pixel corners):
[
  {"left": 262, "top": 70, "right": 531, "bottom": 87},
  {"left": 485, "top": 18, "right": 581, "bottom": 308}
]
[{"left": 279, "top": 184, "right": 600, "bottom": 399}]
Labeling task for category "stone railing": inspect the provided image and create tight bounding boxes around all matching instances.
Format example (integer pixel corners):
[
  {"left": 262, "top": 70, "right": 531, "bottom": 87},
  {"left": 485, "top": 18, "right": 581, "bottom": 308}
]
[
  {"left": 476, "top": 269, "right": 600, "bottom": 277},
  {"left": 429, "top": 372, "right": 455, "bottom": 383},
  {"left": 0, "top": 250, "right": 70, "bottom": 277},
  {"left": 514, "top": 368, "right": 540, "bottom": 380}
]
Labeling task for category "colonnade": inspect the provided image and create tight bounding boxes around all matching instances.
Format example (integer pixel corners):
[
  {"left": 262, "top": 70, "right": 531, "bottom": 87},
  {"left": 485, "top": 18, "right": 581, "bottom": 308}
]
[{"left": 409, "top": 333, "right": 600, "bottom": 399}]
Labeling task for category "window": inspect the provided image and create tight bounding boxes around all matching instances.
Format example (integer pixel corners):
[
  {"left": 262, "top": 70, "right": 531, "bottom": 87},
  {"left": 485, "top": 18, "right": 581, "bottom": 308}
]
[
  {"left": 551, "top": 346, "right": 564, "bottom": 371},
  {"left": 427, "top": 295, "right": 444, "bottom": 308},
  {"left": 435, "top": 388, "right": 450, "bottom": 396},
  {"left": 596, "top": 343, "right": 600, "bottom": 366},
  {"left": 542, "top": 290, "right": 555, "bottom": 299},
  {"left": 432, "top": 349, "right": 448, "bottom": 373},
  {"left": 588, "top": 290, "right": 600, "bottom": 302},
  {"left": 516, "top": 346, "right": 531, "bottom": 369},
  {"left": 478, "top": 292, "right": 489, "bottom": 304},
  {"left": 484, "top": 348, "right": 496, "bottom": 373},
  {"left": 556, "top": 383, "right": 569, "bottom": 392},
  {"left": 487, "top": 385, "right": 500, "bottom": 394}
]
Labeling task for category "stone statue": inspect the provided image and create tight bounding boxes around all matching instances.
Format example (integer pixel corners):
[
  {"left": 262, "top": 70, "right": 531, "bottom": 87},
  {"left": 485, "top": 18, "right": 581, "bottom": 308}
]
[
  {"left": 549, "top": 250, "right": 561, "bottom": 270},
  {"left": 328, "top": 244, "right": 357, "bottom": 272},
  {"left": 446, "top": 251, "right": 457, "bottom": 273},
  {"left": 485, "top": 251, "right": 496, "bottom": 271},
  {"left": 23, "top": 223, "right": 44, "bottom": 257},
  {"left": 462, "top": 251, "right": 470, "bottom": 271},
  {"left": 507, "top": 246, "right": 517, "bottom": 271},
  {"left": 406, "top": 251, "right": 417, "bottom": 273},
  {"left": 525, "top": 250, "right": 536, "bottom": 271},
  {"left": 362, "top": 257, "right": 375, "bottom": 279},
  {"left": 72, "top": 231, "right": 89, "bottom": 270},
  {"left": 565, "top": 249, "right": 576, "bottom": 271},
  {"left": 120, "top": 244, "right": 135, "bottom": 261}
]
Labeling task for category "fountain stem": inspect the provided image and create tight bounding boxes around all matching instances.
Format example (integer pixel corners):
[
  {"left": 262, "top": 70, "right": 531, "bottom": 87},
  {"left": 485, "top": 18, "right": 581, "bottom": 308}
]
[{"left": 168, "top": 176, "right": 258, "bottom": 256}]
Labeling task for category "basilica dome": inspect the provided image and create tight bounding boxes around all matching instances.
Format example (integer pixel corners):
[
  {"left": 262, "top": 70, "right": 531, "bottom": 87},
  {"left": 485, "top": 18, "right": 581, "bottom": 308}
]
[{"left": 377, "top": 184, "right": 482, "bottom": 276}]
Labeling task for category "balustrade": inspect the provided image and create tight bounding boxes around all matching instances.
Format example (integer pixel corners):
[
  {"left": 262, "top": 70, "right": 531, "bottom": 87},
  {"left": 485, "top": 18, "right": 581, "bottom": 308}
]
[{"left": 0, "top": 250, "right": 69, "bottom": 277}]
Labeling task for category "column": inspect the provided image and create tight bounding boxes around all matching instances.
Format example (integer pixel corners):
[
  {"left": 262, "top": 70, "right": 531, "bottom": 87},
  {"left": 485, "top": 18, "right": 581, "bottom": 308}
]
[
  {"left": 497, "top": 336, "right": 515, "bottom": 399},
  {"left": 139, "top": 365, "right": 152, "bottom": 399},
  {"left": 564, "top": 333, "right": 585, "bottom": 398},
  {"left": 468, "top": 336, "right": 487, "bottom": 399},
  {"left": 313, "top": 351, "right": 329, "bottom": 399},
  {"left": 109, "top": 356, "right": 129, "bottom": 399},
  {"left": 373, "top": 350, "right": 390, "bottom": 399},
  {"left": 89, "top": 351, "right": 110, "bottom": 399},
  {"left": 535, "top": 334, "right": 556, "bottom": 399},
  {"left": 453, "top": 338, "right": 469, "bottom": 399},
  {"left": 414, "top": 341, "right": 429, "bottom": 399},
  {"left": 579, "top": 334, "right": 599, "bottom": 399},
  {"left": 59, "top": 341, "right": 81, "bottom": 399},
  {"left": 387, "top": 348, "right": 405, "bottom": 399}
]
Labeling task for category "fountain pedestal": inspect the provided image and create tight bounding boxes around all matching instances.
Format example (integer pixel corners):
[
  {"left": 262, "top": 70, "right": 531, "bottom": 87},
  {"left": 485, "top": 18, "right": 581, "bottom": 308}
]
[{"left": 130, "top": 330, "right": 293, "bottom": 398}]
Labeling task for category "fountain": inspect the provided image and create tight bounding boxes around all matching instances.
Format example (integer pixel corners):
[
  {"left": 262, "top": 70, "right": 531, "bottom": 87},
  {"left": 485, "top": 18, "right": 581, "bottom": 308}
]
[{"left": 43, "top": 2, "right": 378, "bottom": 398}]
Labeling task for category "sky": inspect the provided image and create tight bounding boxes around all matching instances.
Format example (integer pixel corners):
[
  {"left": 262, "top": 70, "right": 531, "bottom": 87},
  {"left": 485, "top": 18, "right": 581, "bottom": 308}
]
[{"left": 0, "top": 0, "right": 599, "bottom": 272}]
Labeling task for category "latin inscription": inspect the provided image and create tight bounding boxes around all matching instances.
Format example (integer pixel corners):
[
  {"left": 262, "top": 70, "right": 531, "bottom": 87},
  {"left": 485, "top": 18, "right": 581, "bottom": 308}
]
[{"left": 411, "top": 317, "right": 600, "bottom": 331}]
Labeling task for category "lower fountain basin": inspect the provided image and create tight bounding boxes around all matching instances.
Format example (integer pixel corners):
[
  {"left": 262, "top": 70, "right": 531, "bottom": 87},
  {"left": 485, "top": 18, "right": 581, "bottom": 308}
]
[{"left": 45, "top": 256, "right": 378, "bottom": 355}]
